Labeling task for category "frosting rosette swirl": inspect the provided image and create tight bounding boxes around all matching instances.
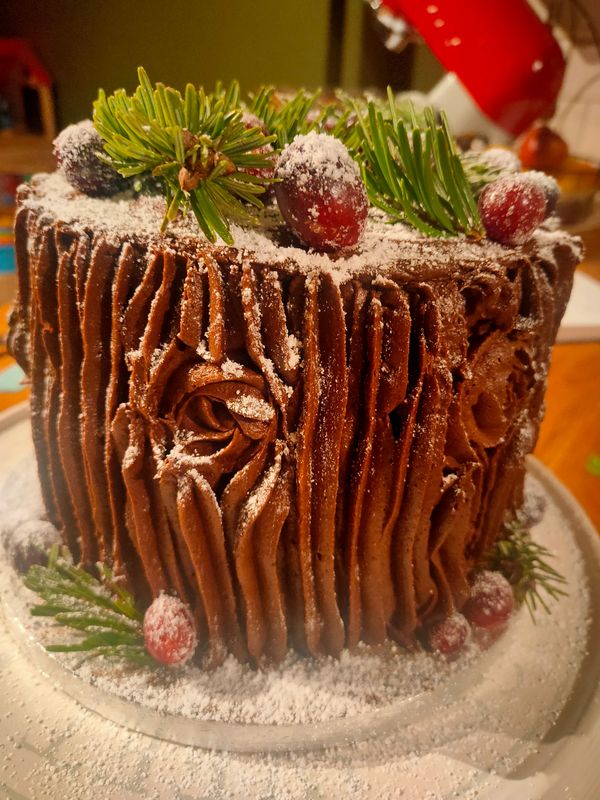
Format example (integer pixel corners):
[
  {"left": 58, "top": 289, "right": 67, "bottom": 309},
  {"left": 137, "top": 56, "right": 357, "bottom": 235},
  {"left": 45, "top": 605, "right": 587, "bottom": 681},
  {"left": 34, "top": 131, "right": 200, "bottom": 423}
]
[
  {"left": 159, "top": 361, "right": 277, "bottom": 485},
  {"left": 460, "top": 331, "right": 533, "bottom": 450}
]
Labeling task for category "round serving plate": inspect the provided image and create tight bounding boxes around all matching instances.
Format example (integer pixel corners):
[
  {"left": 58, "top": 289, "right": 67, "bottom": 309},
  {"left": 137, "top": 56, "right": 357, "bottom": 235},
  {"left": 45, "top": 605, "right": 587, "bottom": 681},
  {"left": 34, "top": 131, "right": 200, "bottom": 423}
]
[{"left": 1, "top": 400, "right": 600, "bottom": 799}]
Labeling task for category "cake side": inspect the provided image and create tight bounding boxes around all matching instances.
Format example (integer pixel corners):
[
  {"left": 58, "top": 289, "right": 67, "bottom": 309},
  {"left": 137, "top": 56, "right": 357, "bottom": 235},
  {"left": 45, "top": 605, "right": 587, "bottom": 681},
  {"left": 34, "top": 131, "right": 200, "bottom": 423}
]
[{"left": 7, "top": 180, "right": 582, "bottom": 666}]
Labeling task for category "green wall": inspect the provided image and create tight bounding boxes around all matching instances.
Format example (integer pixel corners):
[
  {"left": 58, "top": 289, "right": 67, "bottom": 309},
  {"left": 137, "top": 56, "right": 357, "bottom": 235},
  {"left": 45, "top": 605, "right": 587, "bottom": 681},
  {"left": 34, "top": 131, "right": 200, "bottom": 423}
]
[
  {"left": 2, "top": 0, "right": 333, "bottom": 126},
  {"left": 2, "top": 0, "right": 439, "bottom": 128}
]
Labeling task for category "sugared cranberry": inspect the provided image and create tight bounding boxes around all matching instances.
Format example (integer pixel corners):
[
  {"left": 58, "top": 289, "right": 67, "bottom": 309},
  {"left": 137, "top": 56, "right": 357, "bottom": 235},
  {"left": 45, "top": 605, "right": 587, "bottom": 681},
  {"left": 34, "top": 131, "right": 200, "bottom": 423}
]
[
  {"left": 2, "top": 520, "right": 61, "bottom": 573},
  {"left": 526, "top": 170, "right": 560, "bottom": 216},
  {"left": 241, "top": 111, "right": 268, "bottom": 135},
  {"left": 478, "top": 147, "right": 521, "bottom": 174},
  {"left": 462, "top": 571, "right": 514, "bottom": 635},
  {"left": 53, "top": 120, "right": 129, "bottom": 197},
  {"left": 274, "top": 131, "right": 368, "bottom": 251},
  {"left": 427, "top": 612, "right": 471, "bottom": 660},
  {"left": 517, "top": 489, "right": 547, "bottom": 528},
  {"left": 143, "top": 593, "right": 197, "bottom": 666},
  {"left": 478, "top": 174, "right": 546, "bottom": 245},
  {"left": 518, "top": 123, "right": 568, "bottom": 171}
]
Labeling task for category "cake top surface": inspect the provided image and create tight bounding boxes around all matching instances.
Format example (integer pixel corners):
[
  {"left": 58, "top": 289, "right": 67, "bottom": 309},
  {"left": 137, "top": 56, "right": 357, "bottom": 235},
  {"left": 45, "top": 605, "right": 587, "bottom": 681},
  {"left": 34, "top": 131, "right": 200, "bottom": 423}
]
[{"left": 21, "top": 172, "right": 582, "bottom": 285}]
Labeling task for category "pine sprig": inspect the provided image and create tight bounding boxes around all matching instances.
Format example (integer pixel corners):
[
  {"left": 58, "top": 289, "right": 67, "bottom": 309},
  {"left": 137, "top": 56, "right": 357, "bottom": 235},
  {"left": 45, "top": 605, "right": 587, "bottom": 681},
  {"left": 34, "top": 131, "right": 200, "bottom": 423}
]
[
  {"left": 487, "top": 520, "right": 568, "bottom": 621},
  {"left": 23, "top": 545, "right": 153, "bottom": 665},
  {"left": 346, "top": 88, "right": 483, "bottom": 238},
  {"left": 461, "top": 151, "right": 508, "bottom": 196},
  {"left": 333, "top": 90, "right": 425, "bottom": 152},
  {"left": 247, "top": 86, "right": 333, "bottom": 149},
  {"left": 91, "top": 70, "right": 497, "bottom": 242},
  {"left": 93, "top": 68, "right": 276, "bottom": 245}
]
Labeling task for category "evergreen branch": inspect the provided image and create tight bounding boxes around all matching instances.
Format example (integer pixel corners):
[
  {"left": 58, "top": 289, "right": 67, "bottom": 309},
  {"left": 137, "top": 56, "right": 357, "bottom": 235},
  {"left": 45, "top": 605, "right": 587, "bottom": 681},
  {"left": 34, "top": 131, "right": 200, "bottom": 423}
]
[
  {"left": 246, "top": 86, "right": 329, "bottom": 149},
  {"left": 23, "top": 545, "right": 152, "bottom": 665},
  {"left": 91, "top": 70, "right": 499, "bottom": 242},
  {"left": 345, "top": 88, "right": 483, "bottom": 238},
  {"left": 93, "top": 68, "right": 276, "bottom": 244},
  {"left": 461, "top": 151, "right": 508, "bottom": 197},
  {"left": 487, "top": 520, "right": 568, "bottom": 622}
]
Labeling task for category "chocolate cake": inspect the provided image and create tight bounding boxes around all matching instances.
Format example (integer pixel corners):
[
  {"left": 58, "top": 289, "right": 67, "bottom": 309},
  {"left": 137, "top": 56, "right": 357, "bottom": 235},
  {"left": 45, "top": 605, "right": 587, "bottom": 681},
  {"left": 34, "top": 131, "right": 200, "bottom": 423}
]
[{"left": 7, "top": 169, "right": 582, "bottom": 666}]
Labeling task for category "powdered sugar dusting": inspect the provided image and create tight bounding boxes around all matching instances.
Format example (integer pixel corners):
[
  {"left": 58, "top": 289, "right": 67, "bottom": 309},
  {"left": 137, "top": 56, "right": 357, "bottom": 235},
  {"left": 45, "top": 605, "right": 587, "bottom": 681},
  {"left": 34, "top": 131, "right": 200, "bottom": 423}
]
[
  {"left": 0, "top": 457, "right": 596, "bottom": 799},
  {"left": 143, "top": 593, "right": 197, "bottom": 666},
  {"left": 277, "top": 130, "right": 360, "bottom": 187},
  {"left": 20, "top": 172, "right": 580, "bottom": 288},
  {"left": 227, "top": 393, "right": 274, "bottom": 422},
  {"left": 477, "top": 147, "right": 521, "bottom": 174}
]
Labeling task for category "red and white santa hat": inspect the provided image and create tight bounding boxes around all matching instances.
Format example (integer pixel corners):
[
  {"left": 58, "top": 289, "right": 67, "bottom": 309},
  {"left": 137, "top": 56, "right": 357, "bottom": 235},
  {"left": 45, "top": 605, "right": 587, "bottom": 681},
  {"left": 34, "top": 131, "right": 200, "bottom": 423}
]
[{"left": 381, "top": 0, "right": 565, "bottom": 138}]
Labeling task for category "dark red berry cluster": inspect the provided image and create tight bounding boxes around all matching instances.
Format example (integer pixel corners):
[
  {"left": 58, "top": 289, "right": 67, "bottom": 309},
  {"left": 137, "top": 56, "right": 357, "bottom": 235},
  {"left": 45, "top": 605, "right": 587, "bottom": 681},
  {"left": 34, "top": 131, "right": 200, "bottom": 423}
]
[{"left": 427, "top": 570, "right": 514, "bottom": 660}]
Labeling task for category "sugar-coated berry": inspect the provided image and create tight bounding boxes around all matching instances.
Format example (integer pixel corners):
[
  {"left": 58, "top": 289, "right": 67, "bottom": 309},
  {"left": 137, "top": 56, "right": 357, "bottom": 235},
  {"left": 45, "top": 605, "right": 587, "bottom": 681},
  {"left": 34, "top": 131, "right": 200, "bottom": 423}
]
[
  {"left": 478, "top": 147, "right": 521, "bottom": 175},
  {"left": 275, "top": 131, "right": 368, "bottom": 251},
  {"left": 53, "top": 120, "right": 129, "bottom": 197},
  {"left": 518, "top": 123, "right": 568, "bottom": 171},
  {"left": 462, "top": 570, "right": 514, "bottom": 633},
  {"left": 143, "top": 593, "right": 197, "bottom": 666},
  {"left": 2, "top": 520, "right": 61, "bottom": 573},
  {"left": 427, "top": 612, "right": 471, "bottom": 660},
  {"left": 525, "top": 170, "right": 560, "bottom": 216},
  {"left": 517, "top": 490, "right": 547, "bottom": 528},
  {"left": 478, "top": 174, "right": 546, "bottom": 245},
  {"left": 241, "top": 111, "right": 268, "bottom": 135}
]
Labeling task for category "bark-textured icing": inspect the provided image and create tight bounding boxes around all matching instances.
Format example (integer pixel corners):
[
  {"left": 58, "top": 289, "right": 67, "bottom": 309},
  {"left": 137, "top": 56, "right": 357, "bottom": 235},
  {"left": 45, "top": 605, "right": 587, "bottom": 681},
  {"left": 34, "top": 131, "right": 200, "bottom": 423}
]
[{"left": 8, "top": 176, "right": 582, "bottom": 666}]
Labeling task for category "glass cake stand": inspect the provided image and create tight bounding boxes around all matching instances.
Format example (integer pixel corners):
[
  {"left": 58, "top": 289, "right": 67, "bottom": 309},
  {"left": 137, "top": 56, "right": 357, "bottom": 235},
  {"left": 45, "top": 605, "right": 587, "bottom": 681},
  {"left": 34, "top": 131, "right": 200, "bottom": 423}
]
[{"left": 2, "top": 401, "right": 600, "bottom": 800}]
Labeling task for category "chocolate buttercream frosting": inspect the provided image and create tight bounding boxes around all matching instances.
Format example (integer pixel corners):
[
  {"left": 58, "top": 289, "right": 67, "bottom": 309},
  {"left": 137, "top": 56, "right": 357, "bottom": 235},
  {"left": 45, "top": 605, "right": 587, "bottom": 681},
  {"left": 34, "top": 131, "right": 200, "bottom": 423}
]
[{"left": 8, "top": 174, "right": 582, "bottom": 666}]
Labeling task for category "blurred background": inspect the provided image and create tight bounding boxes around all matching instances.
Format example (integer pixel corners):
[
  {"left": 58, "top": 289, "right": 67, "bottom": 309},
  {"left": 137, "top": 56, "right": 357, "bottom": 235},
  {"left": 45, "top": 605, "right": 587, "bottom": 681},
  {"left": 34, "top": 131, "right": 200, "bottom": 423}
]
[{"left": 0, "top": 0, "right": 431, "bottom": 127}]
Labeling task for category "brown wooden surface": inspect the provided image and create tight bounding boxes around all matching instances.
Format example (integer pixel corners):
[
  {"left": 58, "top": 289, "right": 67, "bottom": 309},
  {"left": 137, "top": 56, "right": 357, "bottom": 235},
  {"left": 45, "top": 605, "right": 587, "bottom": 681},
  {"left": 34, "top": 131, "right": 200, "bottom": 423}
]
[{"left": 534, "top": 341, "right": 600, "bottom": 531}]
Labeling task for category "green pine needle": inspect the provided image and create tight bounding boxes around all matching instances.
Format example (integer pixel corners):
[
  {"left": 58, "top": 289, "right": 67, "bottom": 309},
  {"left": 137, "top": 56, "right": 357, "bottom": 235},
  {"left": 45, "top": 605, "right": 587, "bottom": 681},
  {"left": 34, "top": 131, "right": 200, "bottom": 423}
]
[
  {"left": 487, "top": 520, "right": 568, "bottom": 622},
  {"left": 460, "top": 151, "right": 509, "bottom": 196},
  {"left": 247, "top": 86, "right": 331, "bottom": 149},
  {"left": 93, "top": 68, "right": 276, "bottom": 244},
  {"left": 92, "top": 70, "right": 495, "bottom": 242},
  {"left": 23, "top": 545, "right": 153, "bottom": 666},
  {"left": 344, "top": 88, "right": 483, "bottom": 238}
]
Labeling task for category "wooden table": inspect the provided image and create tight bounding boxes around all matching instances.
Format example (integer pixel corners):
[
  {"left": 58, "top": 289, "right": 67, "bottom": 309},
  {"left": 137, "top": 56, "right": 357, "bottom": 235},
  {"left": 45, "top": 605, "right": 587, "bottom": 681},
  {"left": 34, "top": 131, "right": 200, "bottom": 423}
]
[
  {"left": 536, "top": 341, "right": 600, "bottom": 530},
  {"left": 535, "top": 231, "right": 600, "bottom": 532},
  {"left": 1, "top": 273, "right": 599, "bottom": 531}
]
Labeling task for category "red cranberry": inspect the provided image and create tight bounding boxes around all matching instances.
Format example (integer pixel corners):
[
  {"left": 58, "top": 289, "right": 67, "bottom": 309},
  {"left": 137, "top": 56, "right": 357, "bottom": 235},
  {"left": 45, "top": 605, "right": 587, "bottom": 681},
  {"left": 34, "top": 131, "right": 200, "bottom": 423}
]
[
  {"left": 427, "top": 612, "right": 471, "bottom": 660},
  {"left": 2, "top": 520, "right": 61, "bottom": 573},
  {"left": 518, "top": 123, "right": 568, "bottom": 171},
  {"left": 462, "top": 571, "right": 514, "bottom": 635},
  {"left": 53, "top": 120, "right": 129, "bottom": 197},
  {"left": 274, "top": 131, "right": 368, "bottom": 251},
  {"left": 478, "top": 174, "right": 546, "bottom": 245},
  {"left": 143, "top": 594, "right": 197, "bottom": 666},
  {"left": 241, "top": 111, "right": 268, "bottom": 135}
]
